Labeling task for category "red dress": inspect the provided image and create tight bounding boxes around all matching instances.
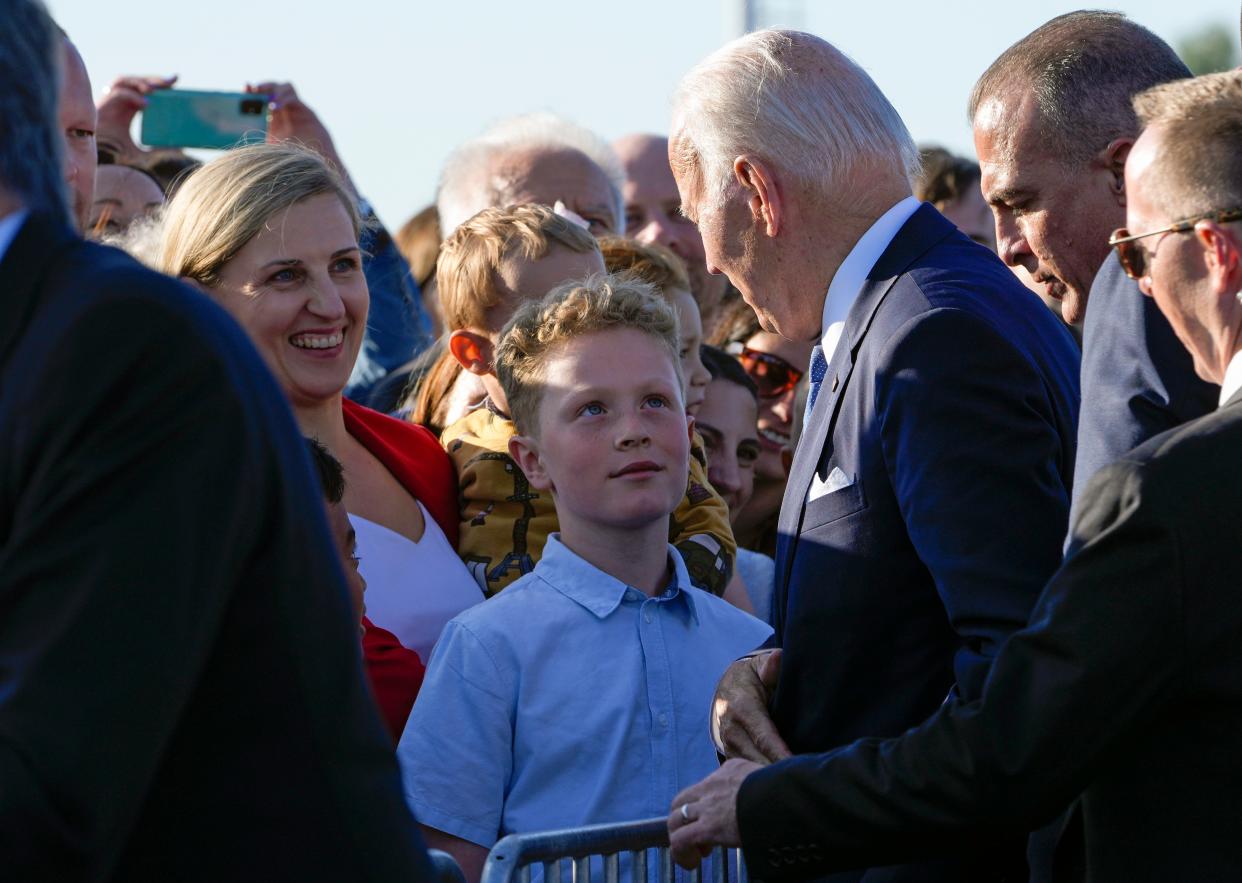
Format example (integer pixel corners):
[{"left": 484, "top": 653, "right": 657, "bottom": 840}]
[{"left": 343, "top": 398, "right": 459, "bottom": 743}]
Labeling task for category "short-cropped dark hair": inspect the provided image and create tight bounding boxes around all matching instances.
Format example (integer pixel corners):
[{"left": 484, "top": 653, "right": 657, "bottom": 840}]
[
  {"left": 305, "top": 438, "right": 345, "bottom": 504},
  {"left": 700, "top": 344, "right": 757, "bottom": 401},
  {"left": 969, "top": 11, "right": 1190, "bottom": 165}
]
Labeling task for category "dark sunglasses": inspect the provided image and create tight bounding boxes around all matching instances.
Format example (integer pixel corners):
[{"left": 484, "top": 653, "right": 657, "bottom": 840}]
[
  {"left": 1109, "top": 208, "right": 1242, "bottom": 280},
  {"left": 738, "top": 347, "right": 804, "bottom": 398}
]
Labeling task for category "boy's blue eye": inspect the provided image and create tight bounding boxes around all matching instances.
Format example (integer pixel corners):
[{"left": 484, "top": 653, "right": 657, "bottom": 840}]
[
  {"left": 581, "top": 402, "right": 605, "bottom": 416},
  {"left": 645, "top": 395, "right": 668, "bottom": 409}
]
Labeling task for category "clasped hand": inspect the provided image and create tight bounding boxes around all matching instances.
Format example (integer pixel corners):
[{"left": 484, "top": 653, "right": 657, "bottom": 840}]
[{"left": 666, "top": 649, "right": 790, "bottom": 869}]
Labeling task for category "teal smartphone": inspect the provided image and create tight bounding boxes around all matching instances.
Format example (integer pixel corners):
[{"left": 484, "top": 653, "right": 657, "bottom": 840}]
[{"left": 140, "top": 89, "right": 269, "bottom": 150}]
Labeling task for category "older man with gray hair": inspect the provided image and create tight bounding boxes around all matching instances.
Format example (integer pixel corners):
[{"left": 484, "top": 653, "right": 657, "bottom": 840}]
[
  {"left": 437, "top": 111, "right": 623, "bottom": 236},
  {"left": 668, "top": 68, "right": 1242, "bottom": 883},
  {"left": 664, "top": 29, "right": 1080, "bottom": 881}
]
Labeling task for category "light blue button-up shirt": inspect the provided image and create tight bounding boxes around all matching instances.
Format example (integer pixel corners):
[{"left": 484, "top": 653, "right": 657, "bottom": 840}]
[{"left": 398, "top": 533, "right": 772, "bottom": 850}]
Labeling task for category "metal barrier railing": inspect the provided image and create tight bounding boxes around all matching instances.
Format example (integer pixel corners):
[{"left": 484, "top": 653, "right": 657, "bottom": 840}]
[
  {"left": 431, "top": 848, "right": 468, "bottom": 883},
  {"left": 479, "top": 816, "right": 748, "bottom": 883}
]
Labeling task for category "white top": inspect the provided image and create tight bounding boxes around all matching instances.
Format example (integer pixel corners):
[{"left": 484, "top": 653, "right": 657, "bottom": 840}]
[
  {"left": 819, "top": 196, "right": 922, "bottom": 362},
  {"left": 350, "top": 503, "right": 484, "bottom": 663},
  {"left": 1220, "top": 349, "right": 1242, "bottom": 408},
  {"left": 0, "top": 209, "right": 28, "bottom": 264}
]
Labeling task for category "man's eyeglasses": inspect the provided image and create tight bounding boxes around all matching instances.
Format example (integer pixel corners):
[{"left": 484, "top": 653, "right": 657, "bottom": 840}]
[
  {"left": 1108, "top": 208, "right": 1242, "bottom": 280},
  {"left": 738, "top": 347, "right": 804, "bottom": 398}
]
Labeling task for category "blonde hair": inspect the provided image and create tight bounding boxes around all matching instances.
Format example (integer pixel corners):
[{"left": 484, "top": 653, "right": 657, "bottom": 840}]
[
  {"left": 437, "top": 203, "right": 600, "bottom": 333},
  {"left": 495, "top": 274, "right": 681, "bottom": 435},
  {"left": 598, "top": 236, "right": 691, "bottom": 299},
  {"left": 156, "top": 143, "right": 359, "bottom": 287},
  {"left": 1133, "top": 71, "right": 1242, "bottom": 218}
]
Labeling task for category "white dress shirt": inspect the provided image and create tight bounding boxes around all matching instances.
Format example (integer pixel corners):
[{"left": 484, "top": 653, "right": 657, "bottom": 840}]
[
  {"left": 819, "top": 196, "right": 922, "bottom": 361},
  {"left": 1219, "top": 348, "right": 1242, "bottom": 408},
  {"left": 0, "top": 209, "right": 28, "bottom": 266}
]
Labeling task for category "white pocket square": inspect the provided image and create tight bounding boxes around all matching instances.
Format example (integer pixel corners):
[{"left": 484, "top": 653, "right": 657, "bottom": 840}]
[{"left": 808, "top": 466, "right": 854, "bottom": 502}]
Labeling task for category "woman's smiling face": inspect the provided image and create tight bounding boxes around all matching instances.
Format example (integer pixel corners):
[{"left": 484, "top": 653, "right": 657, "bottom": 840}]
[{"left": 213, "top": 192, "right": 368, "bottom": 408}]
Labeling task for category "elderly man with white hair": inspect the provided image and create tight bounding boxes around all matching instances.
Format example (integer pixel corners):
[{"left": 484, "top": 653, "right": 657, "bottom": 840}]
[
  {"left": 664, "top": 30, "right": 1080, "bottom": 881},
  {"left": 667, "top": 68, "right": 1242, "bottom": 883},
  {"left": 437, "top": 111, "right": 623, "bottom": 237}
]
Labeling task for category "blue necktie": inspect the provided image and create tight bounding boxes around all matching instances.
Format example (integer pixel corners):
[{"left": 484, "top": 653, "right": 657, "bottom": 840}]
[{"left": 804, "top": 344, "right": 827, "bottom": 426}]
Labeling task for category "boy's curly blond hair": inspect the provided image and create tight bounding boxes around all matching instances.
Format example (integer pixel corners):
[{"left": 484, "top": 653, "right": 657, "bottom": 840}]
[{"left": 495, "top": 274, "right": 683, "bottom": 435}]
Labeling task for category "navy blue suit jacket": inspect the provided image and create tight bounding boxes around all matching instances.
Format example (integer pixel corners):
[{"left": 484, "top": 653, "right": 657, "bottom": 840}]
[
  {"left": 772, "top": 202, "right": 1079, "bottom": 750},
  {"left": 1070, "top": 253, "right": 1218, "bottom": 521},
  {"left": 740, "top": 389, "right": 1242, "bottom": 883},
  {"left": 0, "top": 214, "right": 432, "bottom": 881}
]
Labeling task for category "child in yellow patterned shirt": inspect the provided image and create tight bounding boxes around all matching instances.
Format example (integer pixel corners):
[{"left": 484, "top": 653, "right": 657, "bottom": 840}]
[{"left": 437, "top": 204, "right": 738, "bottom": 600}]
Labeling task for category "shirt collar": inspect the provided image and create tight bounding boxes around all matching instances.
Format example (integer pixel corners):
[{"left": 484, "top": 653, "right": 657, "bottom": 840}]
[
  {"left": 821, "top": 196, "right": 922, "bottom": 348},
  {"left": 1219, "top": 348, "right": 1242, "bottom": 408},
  {"left": 535, "top": 533, "right": 699, "bottom": 623},
  {"left": 0, "top": 209, "right": 29, "bottom": 266}
]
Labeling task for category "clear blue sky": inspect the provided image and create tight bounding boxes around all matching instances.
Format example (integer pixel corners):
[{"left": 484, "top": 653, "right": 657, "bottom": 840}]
[{"left": 55, "top": 0, "right": 1241, "bottom": 229}]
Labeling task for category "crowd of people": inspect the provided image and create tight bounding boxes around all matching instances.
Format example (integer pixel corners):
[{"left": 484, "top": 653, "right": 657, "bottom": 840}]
[{"left": 4, "top": 0, "right": 1242, "bottom": 879}]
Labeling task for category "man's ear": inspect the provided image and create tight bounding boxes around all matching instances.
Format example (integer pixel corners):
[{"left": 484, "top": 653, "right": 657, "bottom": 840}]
[
  {"left": 734, "top": 155, "right": 781, "bottom": 238},
  {"left": 1101, "top": 138, "right": 1133, "bottom": 205},
  {"left": 1196, "top": 221, "right": 1242, "bottom": 297},
  {"left": 508, "top": 433, "right": 553, "bottom": 492},
  {"left": 449, "top": 330, "right": 496, "bottom": 377}
]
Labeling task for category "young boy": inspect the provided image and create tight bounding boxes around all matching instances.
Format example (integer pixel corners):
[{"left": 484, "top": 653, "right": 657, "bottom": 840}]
[
  {"left": 438, "top": 205, "right": 736, "bottom": 598},
  {"left": 305, "top": 437, "right": 425, "bottom": 742},
  {"left": 398, "top": 279, "right": 772, "bottom": 882}
]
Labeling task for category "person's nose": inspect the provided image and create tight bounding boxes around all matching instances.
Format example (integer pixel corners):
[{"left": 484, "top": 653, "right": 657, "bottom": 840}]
[
  {"left": 708, "top": 456, "right": 741, "bottom": 497},
  {"left": 307, "top": 275, "right": 348, "bottom": 319},
  {"left": 615, "top": 411, "right": 652, "bottom": 450},
  {"left": 995, "top": 215, "right": 1034, "bottom": 270},
  {"left": 770, "top": 391, "right": 794, "bottom": 425},
  {"left": 634, "top": 216, "right": 673, "bottom": 248}
]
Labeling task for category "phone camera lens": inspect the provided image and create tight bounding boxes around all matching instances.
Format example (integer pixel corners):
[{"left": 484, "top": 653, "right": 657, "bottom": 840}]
[{"left": 239, "top": 99, "right": 265, "bottom": 116}]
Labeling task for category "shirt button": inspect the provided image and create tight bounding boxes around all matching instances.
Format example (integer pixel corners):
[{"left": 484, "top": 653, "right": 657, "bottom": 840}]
[{"left": 658, "top": 713, "right": 668, "bottom": 727}]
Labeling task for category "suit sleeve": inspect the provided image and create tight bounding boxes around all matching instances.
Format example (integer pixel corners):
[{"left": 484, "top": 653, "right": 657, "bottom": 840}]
[
  {"left": 737, "top": 459, "right": 1182, "bottom": 877},
  {"left": 874, "top": 307, "right": 1072, "bottom": 700},
  {"left": 0, "top": 291, "right": 287, "bottom": 878}
]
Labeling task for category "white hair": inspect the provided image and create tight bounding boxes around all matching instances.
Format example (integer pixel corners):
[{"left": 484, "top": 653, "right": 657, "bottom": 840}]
[
  {"left": 671, "top": 29, "right": 920, "bottom": 207},
  {"left": 436, "top": 111, "right": 624, "bottom": 235}
]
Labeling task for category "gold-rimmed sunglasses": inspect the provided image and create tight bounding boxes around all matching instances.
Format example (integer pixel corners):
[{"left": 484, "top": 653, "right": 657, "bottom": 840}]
[{"left": 1108, "top": 208, "right": 1242, "bottom": 280}]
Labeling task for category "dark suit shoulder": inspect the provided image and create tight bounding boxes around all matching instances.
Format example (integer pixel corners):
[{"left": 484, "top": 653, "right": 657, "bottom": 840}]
[{"left": 1070, "top": 401, "right": 1241, "bottom": 551}]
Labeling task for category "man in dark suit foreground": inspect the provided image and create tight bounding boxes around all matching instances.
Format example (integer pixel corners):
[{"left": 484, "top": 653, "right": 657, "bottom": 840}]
[
  {"left": 669, "top": 28, "right": 1079, "bottom": 881},
  {"left": 0, "top": 3, "right": 431, "bottom": 879},
  {"left": 669, "top": 69, "right": 1242, "bottom": 882}
]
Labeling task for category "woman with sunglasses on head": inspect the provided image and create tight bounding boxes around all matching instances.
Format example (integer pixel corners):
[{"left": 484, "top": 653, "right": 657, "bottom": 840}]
[{"left": 714, "top": 307, "right": 814, "bottom": 556}]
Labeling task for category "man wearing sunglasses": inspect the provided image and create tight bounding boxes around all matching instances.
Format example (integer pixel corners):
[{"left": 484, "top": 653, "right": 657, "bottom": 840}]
[
  {"left": 969, "top": 12, "right": 1217, "bottom": 531},
  {"left": 669, "top": 69, "right": 1242, "bottom": 883}
]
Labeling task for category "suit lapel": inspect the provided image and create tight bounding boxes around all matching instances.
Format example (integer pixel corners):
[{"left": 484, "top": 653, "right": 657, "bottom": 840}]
[{"left": 774, "top": 204, "right": 957, "bottom": 609}]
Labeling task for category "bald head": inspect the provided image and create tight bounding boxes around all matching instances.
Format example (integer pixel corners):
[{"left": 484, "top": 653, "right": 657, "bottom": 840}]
[
  {"left": 59, "top": 37, "right": 96, "bottom": 231},
  {"left": 436, "top": 112, "right": 624, "bottom": 237},
  {"left": 612, "top": 132, "right": 726, "bottom": 318}
]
